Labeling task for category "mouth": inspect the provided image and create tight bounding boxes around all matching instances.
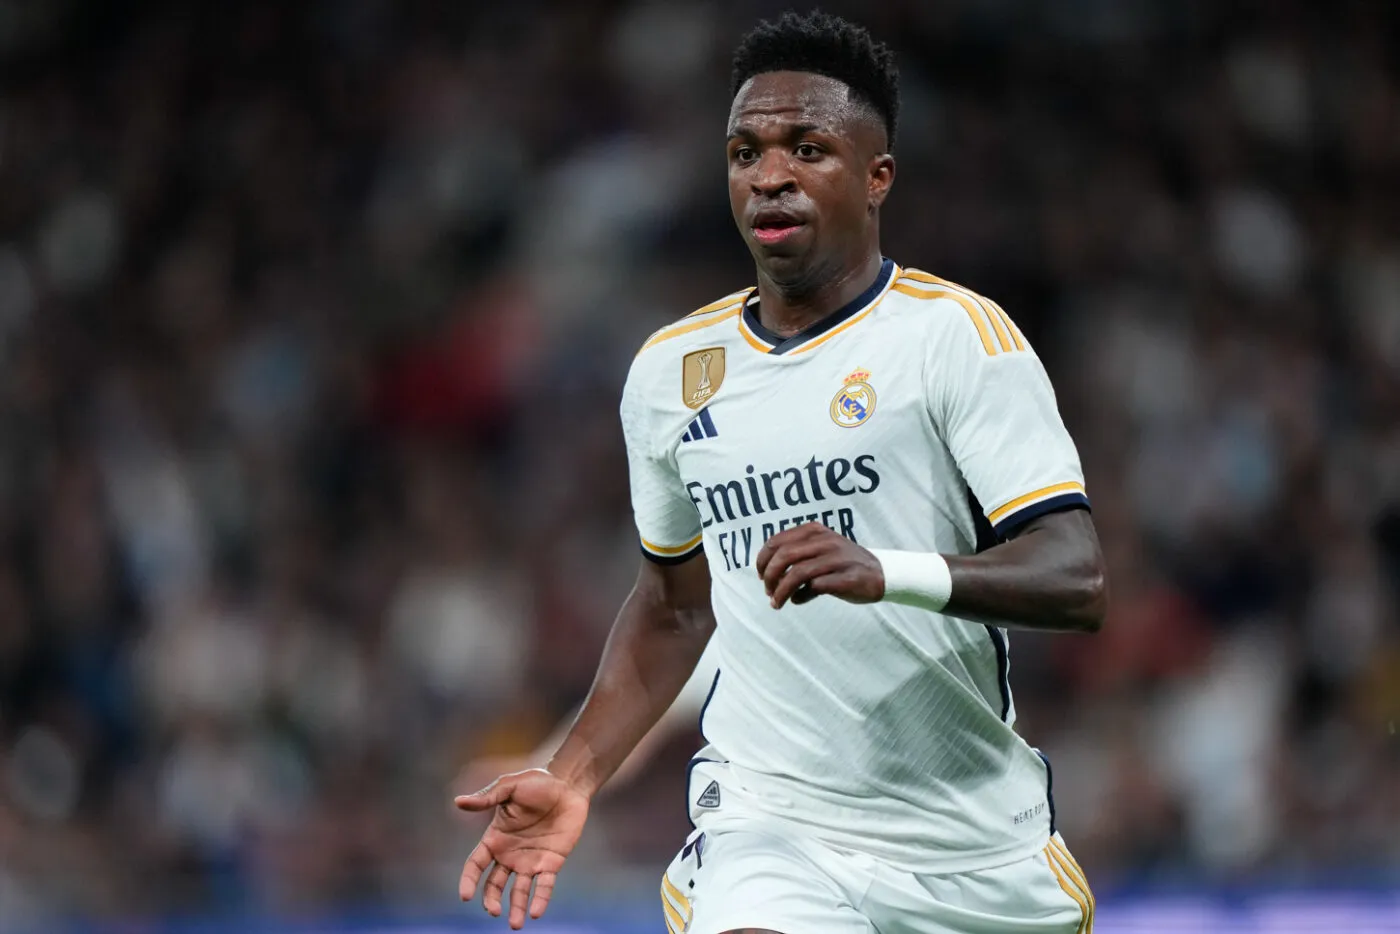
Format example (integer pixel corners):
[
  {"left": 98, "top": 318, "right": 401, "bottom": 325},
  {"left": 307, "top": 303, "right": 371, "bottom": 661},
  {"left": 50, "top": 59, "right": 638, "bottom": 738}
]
[{"left": 751, "top": 213, "right": 807, "bottom": 245}]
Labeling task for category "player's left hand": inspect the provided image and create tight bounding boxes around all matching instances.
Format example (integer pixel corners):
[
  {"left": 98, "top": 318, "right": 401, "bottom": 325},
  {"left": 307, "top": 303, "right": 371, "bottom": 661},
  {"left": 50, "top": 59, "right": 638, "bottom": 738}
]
[{"left": 756, "top": 522, "right": 885, "bottom": 609}]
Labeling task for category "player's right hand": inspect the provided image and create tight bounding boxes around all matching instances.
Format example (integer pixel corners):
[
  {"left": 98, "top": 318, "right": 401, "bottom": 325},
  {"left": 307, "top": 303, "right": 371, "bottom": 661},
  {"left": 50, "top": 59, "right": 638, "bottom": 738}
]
[
  {"left": 756, "top": 521, "right": 886, "bottom": 609},
  {"left": 455, "top": 768, "right": 590, "bottom": 929}
]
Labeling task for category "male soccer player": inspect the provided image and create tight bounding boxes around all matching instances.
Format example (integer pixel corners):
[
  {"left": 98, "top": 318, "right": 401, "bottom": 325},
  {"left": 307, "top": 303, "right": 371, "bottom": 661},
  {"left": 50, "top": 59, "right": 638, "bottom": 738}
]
[{"left": 456, "top": 11, "right": 1106, "bottom": 933}]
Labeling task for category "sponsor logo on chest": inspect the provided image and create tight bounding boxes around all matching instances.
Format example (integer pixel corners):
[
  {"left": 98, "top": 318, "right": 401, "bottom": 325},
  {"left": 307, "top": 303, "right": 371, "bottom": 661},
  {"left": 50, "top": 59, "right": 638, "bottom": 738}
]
[{"left": 676, "top": 363, "right": 893, "bottom": 572}]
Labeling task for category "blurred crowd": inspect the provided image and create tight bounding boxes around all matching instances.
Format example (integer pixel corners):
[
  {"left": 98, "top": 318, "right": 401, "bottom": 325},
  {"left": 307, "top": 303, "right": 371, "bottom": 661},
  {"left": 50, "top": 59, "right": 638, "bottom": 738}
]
[{"left": 1, "top": 0, "right": 1398, "bottom": 926}]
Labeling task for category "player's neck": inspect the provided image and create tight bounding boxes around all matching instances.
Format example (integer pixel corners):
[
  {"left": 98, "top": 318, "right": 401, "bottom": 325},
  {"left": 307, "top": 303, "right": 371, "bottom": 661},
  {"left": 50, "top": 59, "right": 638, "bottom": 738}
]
[{"left": 754, "top": 250, "right": 885, "bottom": 339}]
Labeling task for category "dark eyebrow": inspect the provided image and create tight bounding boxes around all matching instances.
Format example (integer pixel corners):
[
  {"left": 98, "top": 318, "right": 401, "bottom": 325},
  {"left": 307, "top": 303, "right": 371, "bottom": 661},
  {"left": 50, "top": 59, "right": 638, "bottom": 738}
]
[{"left": 726, "top": 122, "right": 836, "bottom": 143}]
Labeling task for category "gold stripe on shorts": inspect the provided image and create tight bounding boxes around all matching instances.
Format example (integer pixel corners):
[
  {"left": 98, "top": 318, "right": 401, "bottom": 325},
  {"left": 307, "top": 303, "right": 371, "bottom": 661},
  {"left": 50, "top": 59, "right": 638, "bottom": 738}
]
[
  {"left": 659, "top": 881, "right": 683, "bottom": 934},
  {"left": 1049, "top": 838, "right": 1095, "bottom": 931},
  {"left": 660, "top": 873, "right": 691, "bottom": 932},
  {"left": 1044, "top": 841, "right": 1093, "bottom": 933}
]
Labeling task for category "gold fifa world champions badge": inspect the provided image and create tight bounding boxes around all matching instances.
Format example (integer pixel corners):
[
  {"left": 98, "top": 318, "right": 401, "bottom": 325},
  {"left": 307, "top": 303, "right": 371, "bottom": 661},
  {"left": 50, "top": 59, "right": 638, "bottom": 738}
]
[
  {"left": 683, "top": 347, "right": 726, "bottom": 409},
  {"left": 831, "top": 367, "right": 876, "bottom": 427}
]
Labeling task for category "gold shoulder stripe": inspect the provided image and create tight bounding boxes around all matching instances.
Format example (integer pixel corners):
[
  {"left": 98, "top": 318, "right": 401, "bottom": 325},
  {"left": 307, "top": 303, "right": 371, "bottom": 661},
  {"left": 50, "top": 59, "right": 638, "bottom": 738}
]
[
  {"left": 982, "top": 298, "right": 1013, "bottom": 352},
  {"left": 639, "top": 288, "right": 756, "bottom": 356},
  {"left": 638, "top": 306, "right": 743, "bottom": 355},
  {"left": 902, "top": 269, "right": 988, "bottom": 296},
  {"left": 892, "top": 281, "right": 998, "bottom": 356},
  {"left": 641, "top": 532, "right": 703, "bottom": 556},
  {"left": 987, "top": 481, "right": 1086, "bottom": 524},
  {"left": 990, "top": 299, "right": 1026, "bottom": 352},
  {"left": 903, "top": 269, "right": 1013, "bottom": 352},
  {"left": 687, "top": 289, "right": 753, "bottom": 318}
]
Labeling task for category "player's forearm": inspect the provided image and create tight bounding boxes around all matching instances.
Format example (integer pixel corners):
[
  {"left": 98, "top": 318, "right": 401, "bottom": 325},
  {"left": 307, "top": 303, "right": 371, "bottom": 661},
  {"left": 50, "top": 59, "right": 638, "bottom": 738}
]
[
  {"left": 942, "top": 509, "right": 1107, "bottom": 632},
  {"left": 546, "top": 573, "right": 713, "bottom": 798},
  {"left": 871, "top": 509, "right": 1105, "bottom": 632}
]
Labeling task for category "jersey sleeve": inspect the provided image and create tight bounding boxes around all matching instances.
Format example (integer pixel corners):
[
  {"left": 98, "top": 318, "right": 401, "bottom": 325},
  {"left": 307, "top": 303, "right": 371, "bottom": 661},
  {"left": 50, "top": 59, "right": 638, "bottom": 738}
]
[
  {"left": 620, "top": 357, "right": 705, "bottom": 564},
  {"left": 927, "top": 302, "right": 1089, "bottom": 540}
]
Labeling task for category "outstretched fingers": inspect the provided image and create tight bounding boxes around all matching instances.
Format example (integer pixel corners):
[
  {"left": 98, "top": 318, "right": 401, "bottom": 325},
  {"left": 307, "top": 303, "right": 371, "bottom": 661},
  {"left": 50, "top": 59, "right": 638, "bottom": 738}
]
[
  {"left": 459, "top": 842, "right": 494, "bottom": 901},
  {"left": 482, "top": 861, "right": 512, "bottom": 916},
  {"left": 529, "top": 872, "right": 557, "bottom": 919},
  {"left": 507, "top": 870, "right": 535, "bottom": 929}
]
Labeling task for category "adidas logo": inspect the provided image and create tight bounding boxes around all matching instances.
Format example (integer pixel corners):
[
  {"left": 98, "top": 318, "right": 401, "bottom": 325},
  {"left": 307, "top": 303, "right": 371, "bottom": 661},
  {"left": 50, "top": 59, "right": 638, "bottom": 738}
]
[
  {"left": 680, "top": 408, "right": 718, "bottom": 443},
  {"left": 696, "top": 780, "right": 721, "bottom": 808}
]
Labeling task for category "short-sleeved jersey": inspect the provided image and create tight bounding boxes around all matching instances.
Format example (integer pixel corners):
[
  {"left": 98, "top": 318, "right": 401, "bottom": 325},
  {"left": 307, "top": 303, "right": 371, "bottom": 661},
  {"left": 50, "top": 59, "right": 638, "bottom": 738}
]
[{"left": 619, "top": 258, "right": 1089, "bottom": 873}]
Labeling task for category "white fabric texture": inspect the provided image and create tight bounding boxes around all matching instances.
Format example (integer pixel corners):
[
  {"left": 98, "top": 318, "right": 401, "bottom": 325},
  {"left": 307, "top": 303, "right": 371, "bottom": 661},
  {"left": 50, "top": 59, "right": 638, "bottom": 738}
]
[{"left": 623, "top": 261, "right": 1089, "bottom": 872}]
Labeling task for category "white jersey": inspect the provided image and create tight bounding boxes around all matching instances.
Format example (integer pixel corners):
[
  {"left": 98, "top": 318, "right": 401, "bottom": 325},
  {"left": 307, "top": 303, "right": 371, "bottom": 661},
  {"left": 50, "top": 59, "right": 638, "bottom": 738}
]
[{"left": 620, "top": 258, "right": 1090, "bottom": 873}]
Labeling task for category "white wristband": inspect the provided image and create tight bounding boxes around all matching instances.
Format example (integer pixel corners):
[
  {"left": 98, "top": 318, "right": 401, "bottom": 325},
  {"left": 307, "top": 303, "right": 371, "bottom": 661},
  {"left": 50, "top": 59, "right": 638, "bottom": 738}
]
[{"left": 869, "top": 549, "right": 953, "bottom": 612}]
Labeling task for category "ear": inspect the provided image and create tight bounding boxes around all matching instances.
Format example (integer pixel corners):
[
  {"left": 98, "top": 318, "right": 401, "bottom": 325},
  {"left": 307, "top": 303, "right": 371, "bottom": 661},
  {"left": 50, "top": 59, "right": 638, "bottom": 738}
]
[{"left": 868, "top": 153, "right": 896, "bottom": 212}]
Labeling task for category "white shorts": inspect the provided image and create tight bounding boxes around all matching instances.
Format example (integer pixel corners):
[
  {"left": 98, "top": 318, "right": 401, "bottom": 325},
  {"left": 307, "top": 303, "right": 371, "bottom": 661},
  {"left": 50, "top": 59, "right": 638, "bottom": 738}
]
[{"left": 660, "top": 822, "right": 1094, "bottom": 934}]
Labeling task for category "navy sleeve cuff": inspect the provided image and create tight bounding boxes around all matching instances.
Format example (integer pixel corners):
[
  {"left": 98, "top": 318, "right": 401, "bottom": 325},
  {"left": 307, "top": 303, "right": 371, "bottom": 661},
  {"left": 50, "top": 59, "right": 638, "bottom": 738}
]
[
  {"left": 639, "top": 539, "right": 704, "bottom": 565},
  {"left": 992, "top": 492, "right": 1091, "bottom": 540}
]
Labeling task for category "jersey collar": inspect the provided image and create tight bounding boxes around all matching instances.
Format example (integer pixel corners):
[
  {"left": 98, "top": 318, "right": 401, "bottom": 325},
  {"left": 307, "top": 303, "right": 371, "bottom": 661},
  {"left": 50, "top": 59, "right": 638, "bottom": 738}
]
[{"left": 739, "top": 258, "right": 897, "bottom": 356}]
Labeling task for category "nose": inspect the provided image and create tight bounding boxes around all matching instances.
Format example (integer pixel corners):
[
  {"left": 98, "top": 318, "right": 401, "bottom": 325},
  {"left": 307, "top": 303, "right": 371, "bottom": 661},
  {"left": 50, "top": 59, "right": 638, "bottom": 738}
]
[{"left": 751, "top": 150, "right": 796, "bottom": 197}]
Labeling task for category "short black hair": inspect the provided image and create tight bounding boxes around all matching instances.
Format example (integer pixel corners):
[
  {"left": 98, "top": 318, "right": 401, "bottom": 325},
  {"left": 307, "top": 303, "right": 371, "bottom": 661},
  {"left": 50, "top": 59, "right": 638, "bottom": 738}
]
[{"left": 730, "top": 10, "right": 899, "bottom": 151}]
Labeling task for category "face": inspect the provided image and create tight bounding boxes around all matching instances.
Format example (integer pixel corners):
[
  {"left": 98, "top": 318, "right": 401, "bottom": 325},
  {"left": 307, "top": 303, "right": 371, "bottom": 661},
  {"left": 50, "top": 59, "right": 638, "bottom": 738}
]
[{"left": 727, "top": 71, "right": 895, "bottom": 291}]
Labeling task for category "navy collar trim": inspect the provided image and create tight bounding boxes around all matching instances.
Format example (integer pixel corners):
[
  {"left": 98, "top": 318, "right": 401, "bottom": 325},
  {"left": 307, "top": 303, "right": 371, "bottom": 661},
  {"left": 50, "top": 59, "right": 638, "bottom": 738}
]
[{"left": 742, "top": 258, "right": 896, "bottom": 355}]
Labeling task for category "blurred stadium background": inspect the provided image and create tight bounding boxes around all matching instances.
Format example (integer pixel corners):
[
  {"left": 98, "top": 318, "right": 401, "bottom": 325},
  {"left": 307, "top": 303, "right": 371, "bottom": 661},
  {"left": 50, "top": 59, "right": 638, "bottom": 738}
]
[{"left": 1, "top": 0, "right": 1398, "bottom": 931}]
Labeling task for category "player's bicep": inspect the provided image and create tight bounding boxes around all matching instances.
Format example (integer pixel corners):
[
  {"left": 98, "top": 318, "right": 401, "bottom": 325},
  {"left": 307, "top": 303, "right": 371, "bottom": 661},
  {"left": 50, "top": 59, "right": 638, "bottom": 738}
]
[
  {"left": 930, "top": 309, "right": 1089, "bottom": 541},
  {"left": 626, "top": 553, "right": 715, "bottom": 677},
  {"left": 637, "top": 550, "right": 714, "bottom": 625}
]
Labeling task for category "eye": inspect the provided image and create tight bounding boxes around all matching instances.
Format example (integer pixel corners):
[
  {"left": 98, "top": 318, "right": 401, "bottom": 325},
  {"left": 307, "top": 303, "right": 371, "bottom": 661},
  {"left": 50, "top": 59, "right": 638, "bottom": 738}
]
[
  {"left": 732, "top": 145, "right": 757, "bottom": 163},
  {"left": 795, "top": 143, "right": 821, "bottom": 158}
]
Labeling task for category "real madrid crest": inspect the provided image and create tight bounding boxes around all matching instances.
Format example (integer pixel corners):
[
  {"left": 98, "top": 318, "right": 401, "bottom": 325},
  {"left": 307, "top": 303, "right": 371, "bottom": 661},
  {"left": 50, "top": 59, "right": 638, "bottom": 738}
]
[
  {"left": 682, "top": 347, "right": 725, "bottom": 410},
  {"left": 830, "top": 367, "right": 876, "bottom": 427}
]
